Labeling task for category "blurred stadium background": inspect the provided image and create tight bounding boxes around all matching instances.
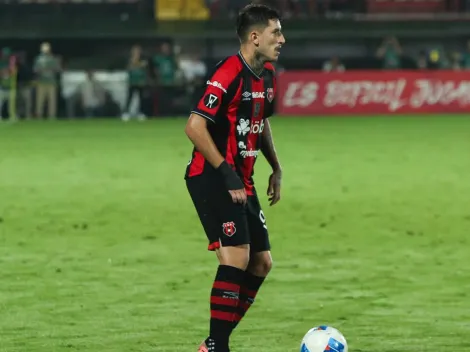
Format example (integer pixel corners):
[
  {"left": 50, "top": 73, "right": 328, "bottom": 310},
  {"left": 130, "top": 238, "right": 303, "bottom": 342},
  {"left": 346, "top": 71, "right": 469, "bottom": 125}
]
[
  {"left": 2, "top": 0, "right": 470, "bottom": 118},
  {"left": 1, "top": 1, "right": 470, "bottom": 352}
]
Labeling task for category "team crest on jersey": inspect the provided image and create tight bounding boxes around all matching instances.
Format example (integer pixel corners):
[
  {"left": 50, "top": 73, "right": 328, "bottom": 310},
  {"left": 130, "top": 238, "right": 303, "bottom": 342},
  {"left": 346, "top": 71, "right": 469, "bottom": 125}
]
[
  {"left": 267, "top": 88, "right": 274, "bottom": 103},
  {"left": 222, "top": 222, "right": 236, "bottom": 237}
]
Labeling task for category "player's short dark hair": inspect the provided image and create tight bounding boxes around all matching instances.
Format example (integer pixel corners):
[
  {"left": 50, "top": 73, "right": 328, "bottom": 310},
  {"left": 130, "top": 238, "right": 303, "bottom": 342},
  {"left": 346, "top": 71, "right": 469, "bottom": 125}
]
[{"left": 236, "top": 4, "right": 281, "bottom": 42}]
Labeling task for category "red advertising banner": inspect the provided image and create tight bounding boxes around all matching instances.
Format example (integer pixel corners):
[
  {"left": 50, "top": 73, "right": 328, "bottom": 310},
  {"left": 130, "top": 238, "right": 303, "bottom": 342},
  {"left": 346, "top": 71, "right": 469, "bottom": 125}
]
[
  {"left": 367, "top": 0, "right": 445, "bottom": 13},
  {"left": 277, "top": 70, "right": 470, "bottom": 115}
]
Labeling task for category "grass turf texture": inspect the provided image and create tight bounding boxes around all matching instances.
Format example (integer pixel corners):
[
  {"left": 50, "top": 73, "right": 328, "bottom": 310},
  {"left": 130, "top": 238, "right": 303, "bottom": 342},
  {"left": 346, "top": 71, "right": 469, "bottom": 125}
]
[{"left": 0, "top": 116, "right": 470, "bottom": 352}]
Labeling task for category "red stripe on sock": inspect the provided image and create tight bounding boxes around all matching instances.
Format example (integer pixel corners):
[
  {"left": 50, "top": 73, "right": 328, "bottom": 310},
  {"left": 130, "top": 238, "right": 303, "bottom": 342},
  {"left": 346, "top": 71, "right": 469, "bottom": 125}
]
[
  {"left": 240, "top": 287, "right": 257, "bottom": 298},
  {"left": 213, "top": 281, "right": 240, "bottom": 292},
  {"left": 211, "top": 310, "right": 242, "bottom": 322},
  {"left": 210, "top": 296, "right": 239, "bottom": 307}
]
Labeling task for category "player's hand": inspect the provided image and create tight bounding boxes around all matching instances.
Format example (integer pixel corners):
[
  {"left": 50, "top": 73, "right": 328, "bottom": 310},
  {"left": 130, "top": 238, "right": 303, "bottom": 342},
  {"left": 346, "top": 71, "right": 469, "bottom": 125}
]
[
  {"left": 267, "top": 168, "right": 282, "bottom": 206},
  {"left": 217, "top": 160, "right": 247, "bottom": 205},
  {"left": 229, "top": 189, "right": 247, "bottom": 205}
]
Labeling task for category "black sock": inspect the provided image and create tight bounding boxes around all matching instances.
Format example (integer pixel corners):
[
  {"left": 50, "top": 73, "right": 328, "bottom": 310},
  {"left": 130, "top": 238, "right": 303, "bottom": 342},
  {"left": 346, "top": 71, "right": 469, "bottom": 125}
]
[
  {"left": 209, "top": 265, "right": 245, "bottom": 343},
  {"left": 232, "top": 271, "right": 265, "bottom": 331}
]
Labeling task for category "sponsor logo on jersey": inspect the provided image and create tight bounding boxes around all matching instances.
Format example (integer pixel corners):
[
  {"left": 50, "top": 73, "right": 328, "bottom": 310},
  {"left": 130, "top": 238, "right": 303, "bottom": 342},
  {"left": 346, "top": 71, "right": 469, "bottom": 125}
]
[
  {"left": 238, "top": 141, "right": 260, "bottom": 158},
  {"left": 237, "top": 118, "right": 264, "bottom": 136},
  {"left": 242, "top": 91, "right": 265, "bottom": 101},
  {"left": 206, "top": 80, "right": 227, "bottom": 93}
]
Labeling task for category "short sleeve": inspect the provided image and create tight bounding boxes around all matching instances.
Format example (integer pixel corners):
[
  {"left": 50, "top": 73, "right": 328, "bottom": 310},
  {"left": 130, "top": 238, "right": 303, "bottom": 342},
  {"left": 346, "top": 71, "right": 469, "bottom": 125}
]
[{"left": 191, "top": 60, "right": 238, "bottom": 124}]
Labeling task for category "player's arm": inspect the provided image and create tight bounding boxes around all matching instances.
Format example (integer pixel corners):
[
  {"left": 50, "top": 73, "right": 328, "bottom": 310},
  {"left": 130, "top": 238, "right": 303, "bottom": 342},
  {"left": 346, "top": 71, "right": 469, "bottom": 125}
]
[
  {"left": 261, "top": 119, "right": 282, "bottom": 206},
  {"left": 185, "top": 114, "right": 246, "bottom": 204},
  {"left": 185, "top": 114, "right": 224, "bottom": 168},
  {"left": 185, "top": 61, "right": 248, "bottom": 204},
  {"left": 261, "top": 119, "right": 281, "bottom": 172}
]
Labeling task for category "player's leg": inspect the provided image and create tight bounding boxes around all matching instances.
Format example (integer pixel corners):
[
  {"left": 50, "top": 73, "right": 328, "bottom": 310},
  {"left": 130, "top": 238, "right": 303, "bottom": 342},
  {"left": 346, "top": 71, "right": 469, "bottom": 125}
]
[
  {"left": 0, "top": 89, "right": 6, "bottom": 120},
  {"left": 232, "top": 190, "right": 272, "bottom": 332},
  {"left": 35, "top": 84, "right": 45, "bottom": 119},
  {"left": 136, "top": 87, "right": 146, "bottom": 120},
  {"left": 48, "top": 84, "right": 57, "bottom": 120},
  {"left": 204, "top": 243, "right": 249, "bottom": 350},
  {"left": 234, "top": 250, "right": 272, "bottom": 326},
  {"left": 121, "top": 86, "right": 134, "bottom": 120},
  {"left": 187, "top": 176, "right": 250, "bottom": 351}
]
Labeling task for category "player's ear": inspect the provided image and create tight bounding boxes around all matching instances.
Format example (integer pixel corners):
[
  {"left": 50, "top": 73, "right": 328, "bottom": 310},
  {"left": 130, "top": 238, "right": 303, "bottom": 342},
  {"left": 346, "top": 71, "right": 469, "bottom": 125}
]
[{"left": 251, "top": 31, "right": 260, "bottom": 47}]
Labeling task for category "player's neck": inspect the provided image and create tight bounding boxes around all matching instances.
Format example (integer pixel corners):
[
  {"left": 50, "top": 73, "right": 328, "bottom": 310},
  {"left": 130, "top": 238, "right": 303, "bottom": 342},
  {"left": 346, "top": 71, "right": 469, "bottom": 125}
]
[{"left": 239, "top": 47, "right": 265, "bottom": 76}]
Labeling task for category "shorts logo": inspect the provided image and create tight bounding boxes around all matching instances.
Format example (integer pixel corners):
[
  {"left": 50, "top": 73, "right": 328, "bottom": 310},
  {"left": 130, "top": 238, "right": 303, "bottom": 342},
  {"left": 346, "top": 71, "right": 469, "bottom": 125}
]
[
  {"left": 267, "top": 88, "right": 274, "bottom": 103},
  {"left": 204, "top": 94, "right": 219, "bottom": 109},
  {"left": 222, "top": 221, "right": 236, "bottom": 237}
]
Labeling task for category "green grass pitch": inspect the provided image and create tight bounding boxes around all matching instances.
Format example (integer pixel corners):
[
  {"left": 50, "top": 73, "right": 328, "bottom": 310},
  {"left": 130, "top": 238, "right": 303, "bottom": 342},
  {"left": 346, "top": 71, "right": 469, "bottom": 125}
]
[{"left": 1, "top": 115, "right": 470, "bottom": 352}]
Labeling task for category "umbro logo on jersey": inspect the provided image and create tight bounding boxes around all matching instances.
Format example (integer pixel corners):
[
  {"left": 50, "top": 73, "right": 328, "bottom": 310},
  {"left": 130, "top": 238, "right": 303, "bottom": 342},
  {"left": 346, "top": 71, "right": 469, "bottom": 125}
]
[
  {"left": 204, "top": 94, "right": 219, "bottom": 109},
  {"left": 242, "top": 91, "right": 265, "bottom": 101}
]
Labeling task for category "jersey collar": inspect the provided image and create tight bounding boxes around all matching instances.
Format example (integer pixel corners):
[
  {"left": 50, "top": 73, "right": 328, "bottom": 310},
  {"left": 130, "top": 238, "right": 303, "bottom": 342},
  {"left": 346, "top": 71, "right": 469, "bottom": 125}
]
[{"left": 237, "top": 51, "right": 263, "bottom": 80}]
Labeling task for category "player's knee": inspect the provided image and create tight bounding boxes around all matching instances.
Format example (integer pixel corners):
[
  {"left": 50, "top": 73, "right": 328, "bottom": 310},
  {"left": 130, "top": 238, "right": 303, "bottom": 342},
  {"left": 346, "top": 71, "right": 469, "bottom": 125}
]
[
  {"left": 258, "top": 256, "right": 273, "bottom": 276},
  {"left": 249, "top": 252, "right": 273, "bottom": 277},
  {"left": 216, "top": 244, "right": 250, "bottom": 270}
]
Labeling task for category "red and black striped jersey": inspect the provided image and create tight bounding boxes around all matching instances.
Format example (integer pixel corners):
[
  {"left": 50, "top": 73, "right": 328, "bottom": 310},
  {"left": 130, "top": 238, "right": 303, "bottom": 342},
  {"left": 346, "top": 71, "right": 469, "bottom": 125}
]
[{"left": 185, "top": 51, "right": 277, "bottom": 195}]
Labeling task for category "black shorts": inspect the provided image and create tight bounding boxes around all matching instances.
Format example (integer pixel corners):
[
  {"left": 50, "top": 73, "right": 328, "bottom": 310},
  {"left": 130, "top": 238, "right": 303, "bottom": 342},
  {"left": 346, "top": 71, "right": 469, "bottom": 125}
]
[{"left": 186, "top": 175, "right": 270, "bottom": 253}]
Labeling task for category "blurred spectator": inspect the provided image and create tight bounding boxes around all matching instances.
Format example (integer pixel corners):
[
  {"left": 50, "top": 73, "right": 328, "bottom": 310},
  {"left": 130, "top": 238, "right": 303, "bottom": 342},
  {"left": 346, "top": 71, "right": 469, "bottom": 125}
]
[
  {"left": 376, "top": 36, "right": 403, "bottom": 70},
  {"left": 179, "top": 51, "right": 207, "bottom": 104},
  {"left": 122, "top": 45, "right": 147, "bottom": 121},
  {"left": 34, "top": 42, "right": 60, "bottom": 120},
  {"left": 152, "top": 42, "right": 178, "bottom": 116},
  {"left": 16, "top": 52, "right": 34, "bottom": 119},
  {"left": 461, "top": 39, "right": 470, "bottom": 69},
  {"left": 79, "top": 70, "right": 106, "bottom": 118},
  {"left": 450, "top": 52, "right": 462, "bottom": 70},
  {"left": 153, "top": 43, "right": 177, "bottom": 87},
  {"left": 0, "top": 47, "right": 12, "bottom": 121},
  {"left": 427, "top": 46, "right": 449, "bottom": 70},
  {"left": 322, "top": 56, "right": 345, "bottom": 72},
  {"left": 416, "top": 50, "right": 428, "bottom": 70}
]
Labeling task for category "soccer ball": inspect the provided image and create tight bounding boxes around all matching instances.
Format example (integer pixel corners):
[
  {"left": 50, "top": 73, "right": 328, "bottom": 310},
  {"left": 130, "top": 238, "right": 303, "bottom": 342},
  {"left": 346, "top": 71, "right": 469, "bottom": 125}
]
[{"left": 300, "top": 325, "right": 348, "bottom": 352}]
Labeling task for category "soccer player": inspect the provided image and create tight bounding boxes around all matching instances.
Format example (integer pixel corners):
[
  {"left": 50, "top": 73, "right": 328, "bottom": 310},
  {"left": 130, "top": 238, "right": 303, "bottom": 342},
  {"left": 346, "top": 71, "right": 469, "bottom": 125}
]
[{"left": 184, "top": 4, "right": 285, "bottom": 352}]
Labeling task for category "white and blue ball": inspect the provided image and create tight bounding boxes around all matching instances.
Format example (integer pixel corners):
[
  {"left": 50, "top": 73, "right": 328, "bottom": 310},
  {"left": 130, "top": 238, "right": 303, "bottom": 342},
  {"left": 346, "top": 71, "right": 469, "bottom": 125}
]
[{"left": 300, "top": 325, "right": 348, "bottom": 352}]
